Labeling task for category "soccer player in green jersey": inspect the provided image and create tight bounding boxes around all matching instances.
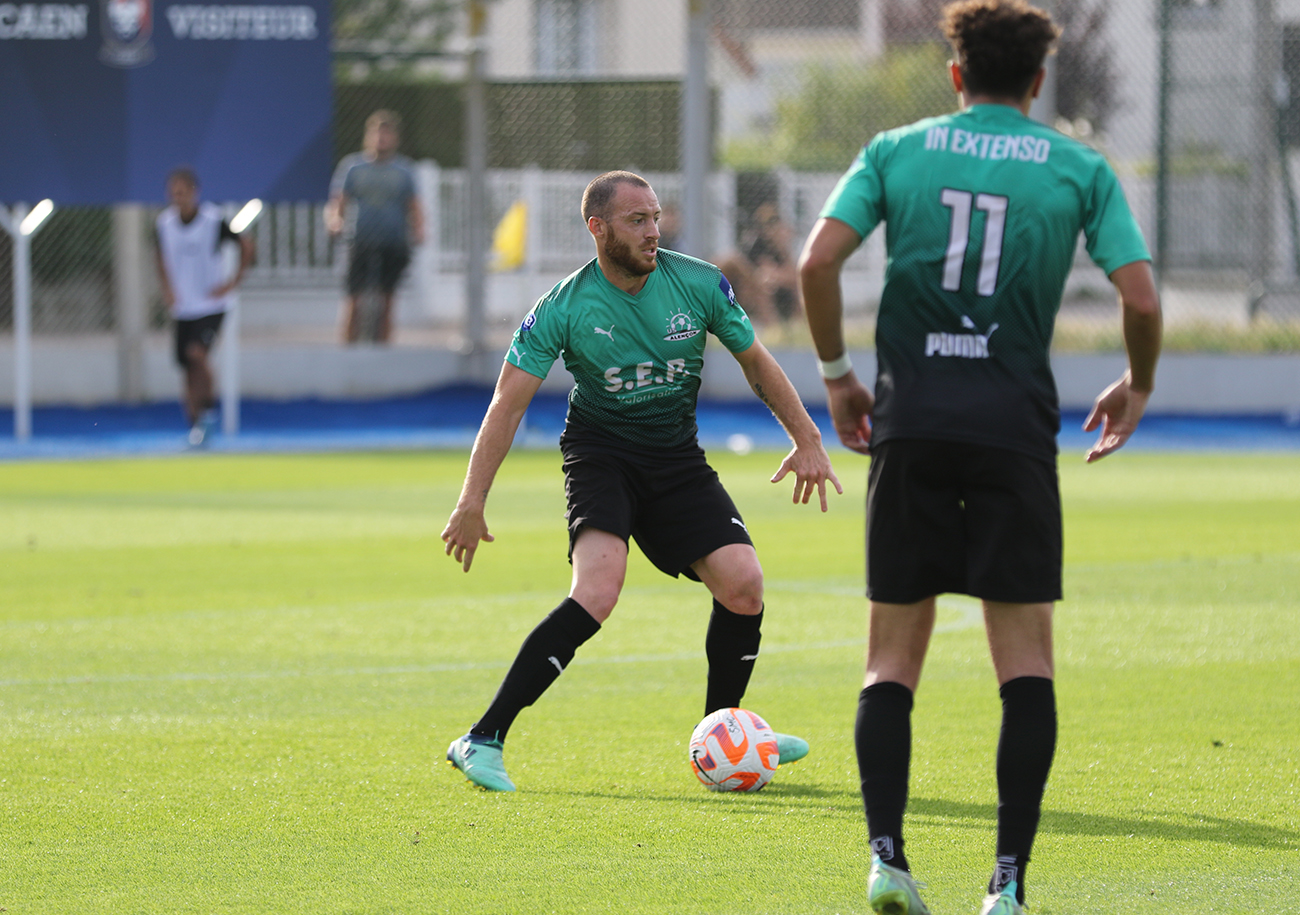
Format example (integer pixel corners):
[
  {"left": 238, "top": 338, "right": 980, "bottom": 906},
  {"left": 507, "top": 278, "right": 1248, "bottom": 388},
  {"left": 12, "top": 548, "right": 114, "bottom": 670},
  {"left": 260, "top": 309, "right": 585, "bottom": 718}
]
[
  {"left": 443, "top": 170, "right": 842, "bottom": 792},
  {"left": 797, "top": 3, "right": 1162, "bottom": 914}
]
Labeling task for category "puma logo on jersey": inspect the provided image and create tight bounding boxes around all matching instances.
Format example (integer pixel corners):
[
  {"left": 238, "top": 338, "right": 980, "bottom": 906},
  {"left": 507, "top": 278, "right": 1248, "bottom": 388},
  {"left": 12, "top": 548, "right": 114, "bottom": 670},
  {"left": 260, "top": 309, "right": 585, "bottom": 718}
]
[
  {"left": 925, "top": 318, "right": 999, "bottom": 359},
  {"left": 731, "top": 517, "right": 748, "bottom": 533},
  {"left": 509, "top": 342, "right": 527, "bottom": 362},
  {"left": 594, "top": 324, "right": 615, "bottom": 341}
]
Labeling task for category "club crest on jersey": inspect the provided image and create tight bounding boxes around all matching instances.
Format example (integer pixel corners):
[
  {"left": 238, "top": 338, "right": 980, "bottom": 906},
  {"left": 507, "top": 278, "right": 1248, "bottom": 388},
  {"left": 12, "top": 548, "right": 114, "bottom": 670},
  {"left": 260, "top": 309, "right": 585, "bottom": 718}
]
[
  {"left": 663, "top": 310, "right": 701, "bottom": 342},
  {"left": 100, "top": 0, "right": 155, "bottom": 67}
]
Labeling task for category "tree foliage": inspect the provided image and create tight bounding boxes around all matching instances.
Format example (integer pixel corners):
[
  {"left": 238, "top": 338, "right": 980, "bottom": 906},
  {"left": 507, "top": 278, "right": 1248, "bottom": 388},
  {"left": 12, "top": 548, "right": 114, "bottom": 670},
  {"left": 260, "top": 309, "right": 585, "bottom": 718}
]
[
  {"left": 725, "top": 44, "right": 955, "bottom": 171},
  {"left": 723, "top": 0, "right": 1121, "bottom": 172},
  {"left": 332, "top": 0, "right": 459, "bottom": 80}
]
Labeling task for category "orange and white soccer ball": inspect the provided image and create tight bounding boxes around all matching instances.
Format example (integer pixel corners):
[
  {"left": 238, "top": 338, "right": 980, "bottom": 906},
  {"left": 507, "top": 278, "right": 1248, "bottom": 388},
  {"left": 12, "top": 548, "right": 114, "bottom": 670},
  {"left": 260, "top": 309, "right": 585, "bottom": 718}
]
[{"left": 688, "top": 707, "right": 780, "bottom": 792}]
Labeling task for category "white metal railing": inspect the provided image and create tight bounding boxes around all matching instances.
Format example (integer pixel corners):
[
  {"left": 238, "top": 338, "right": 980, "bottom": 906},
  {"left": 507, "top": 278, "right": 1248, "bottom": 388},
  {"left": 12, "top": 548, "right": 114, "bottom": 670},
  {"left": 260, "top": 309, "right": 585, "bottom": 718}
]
[
  {"left": 243, "top": 164, "right": 889, "bottom": 318},
  {"left": 244, "top": 165, "right": 1187, "bottom": 318}
]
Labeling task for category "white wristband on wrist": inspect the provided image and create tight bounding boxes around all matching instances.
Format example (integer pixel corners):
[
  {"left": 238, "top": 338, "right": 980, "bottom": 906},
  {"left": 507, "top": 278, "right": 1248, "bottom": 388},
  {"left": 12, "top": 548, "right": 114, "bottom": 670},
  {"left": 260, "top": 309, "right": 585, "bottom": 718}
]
[{"left": 817, "top": 352, "right": 853, "bottom": 381}]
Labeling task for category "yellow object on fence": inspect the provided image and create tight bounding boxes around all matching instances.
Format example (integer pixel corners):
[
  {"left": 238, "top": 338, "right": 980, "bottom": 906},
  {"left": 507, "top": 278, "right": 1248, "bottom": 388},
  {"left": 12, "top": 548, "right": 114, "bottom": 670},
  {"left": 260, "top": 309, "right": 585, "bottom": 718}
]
[{"left": 490, "top": 199, "right": 528, "bottom": 272}]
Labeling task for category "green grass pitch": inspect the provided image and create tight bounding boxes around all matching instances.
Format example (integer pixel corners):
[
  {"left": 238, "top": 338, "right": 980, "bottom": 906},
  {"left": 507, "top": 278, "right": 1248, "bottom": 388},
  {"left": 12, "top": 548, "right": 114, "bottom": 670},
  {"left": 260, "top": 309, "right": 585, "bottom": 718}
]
[{"left": 1, "top": 448, "right": 1297, "bottom": 913}]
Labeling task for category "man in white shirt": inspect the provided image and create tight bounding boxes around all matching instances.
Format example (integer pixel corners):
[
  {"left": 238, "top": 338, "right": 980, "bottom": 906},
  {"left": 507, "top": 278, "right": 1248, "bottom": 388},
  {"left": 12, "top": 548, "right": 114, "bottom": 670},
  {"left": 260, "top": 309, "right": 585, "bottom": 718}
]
[{"left": 155, "top": 168, "right": 254, "bottom": 446}]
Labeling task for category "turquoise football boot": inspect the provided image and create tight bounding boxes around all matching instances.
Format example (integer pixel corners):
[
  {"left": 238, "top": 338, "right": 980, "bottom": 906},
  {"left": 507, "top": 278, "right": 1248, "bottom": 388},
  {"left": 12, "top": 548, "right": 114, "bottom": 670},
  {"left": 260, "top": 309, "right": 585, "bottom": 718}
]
[
  {"left": 446, "top": 734, "right": 516, "bottom": 792},
  {"left": 774, "top": 732, "right": 810, "bottom": 765},
  {"left": 979, "top": 881, "right": 1024, "bottom": 915},
  {"left": 867, "top": 855, "right": 931, "bottom": 915}
]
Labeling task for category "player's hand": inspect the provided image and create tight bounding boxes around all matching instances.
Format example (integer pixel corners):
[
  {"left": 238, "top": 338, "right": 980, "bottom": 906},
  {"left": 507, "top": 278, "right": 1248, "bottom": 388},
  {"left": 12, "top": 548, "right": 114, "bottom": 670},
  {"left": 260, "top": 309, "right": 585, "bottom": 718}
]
[
  {"left": 1084, "top": 372, "right": 1151, "bottom": 462},
  {"left": 209, "top": 281, "right": 235, "bottom": 298},
  {"left": 825, "top": 373, "right": 873, "bottom": 455},
  {"left": 441, "top": 506, "right": 495, "bottom": 572},
  {"left": 770, "top": 441, "right": 843, "bottom": 512},
  {"left": 324, "top": 204, "right": 344, "bottom": 236}
]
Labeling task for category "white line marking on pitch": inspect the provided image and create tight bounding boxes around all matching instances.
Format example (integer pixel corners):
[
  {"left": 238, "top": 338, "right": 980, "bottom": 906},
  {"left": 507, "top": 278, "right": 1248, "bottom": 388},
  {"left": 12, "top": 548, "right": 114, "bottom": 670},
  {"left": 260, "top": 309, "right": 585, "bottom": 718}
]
[{"left": 0, "top": 591, "right": 983, "bottom": 689}]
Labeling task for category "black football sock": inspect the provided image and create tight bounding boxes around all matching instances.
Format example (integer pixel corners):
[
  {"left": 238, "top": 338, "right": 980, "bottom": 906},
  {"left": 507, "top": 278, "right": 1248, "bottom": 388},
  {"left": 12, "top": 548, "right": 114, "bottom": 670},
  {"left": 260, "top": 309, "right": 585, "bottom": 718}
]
[
  {"left": 470, "top": 597, "right": 601, "bottom": 742},
  {"left": 703, "top": 599, "right": 763, "bottom": 715},
  {"left": 991, "top": 676, "right": 1057, "bottom": 905},
  {"left": 857, "top": 681, "right": 914, "bottom": 872}
]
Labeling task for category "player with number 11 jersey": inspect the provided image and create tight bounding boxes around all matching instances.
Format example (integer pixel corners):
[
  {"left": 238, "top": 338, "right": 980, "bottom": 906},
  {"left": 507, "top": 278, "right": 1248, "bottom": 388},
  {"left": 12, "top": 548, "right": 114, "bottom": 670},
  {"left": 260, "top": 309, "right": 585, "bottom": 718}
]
[
  {"left": 800, "top": 4, "right": 1163, "bottom": 913},
  {"left": 821, "top": 102, "right": 1150, "bottom": 458}
]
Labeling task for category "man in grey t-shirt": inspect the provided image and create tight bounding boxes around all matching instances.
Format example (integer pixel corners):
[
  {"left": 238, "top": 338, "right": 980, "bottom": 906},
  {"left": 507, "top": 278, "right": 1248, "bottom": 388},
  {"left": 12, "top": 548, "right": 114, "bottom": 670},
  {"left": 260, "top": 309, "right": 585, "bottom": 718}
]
[{"left": 325, "top": 110, "right": 424, "bottom": 343}]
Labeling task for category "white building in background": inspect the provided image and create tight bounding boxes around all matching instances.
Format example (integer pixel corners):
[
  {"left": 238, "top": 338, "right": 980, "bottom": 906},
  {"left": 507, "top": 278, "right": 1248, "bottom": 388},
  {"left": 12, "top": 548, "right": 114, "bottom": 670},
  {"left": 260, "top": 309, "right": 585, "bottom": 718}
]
[
  {"left": 486, "top": 0, "right": 687, "bottom": 78},
  {"left": 480, "top": 0, "right": 879, "bottom": 146},
  {"left": 476, "top": 0, "right": 1298, "bottom": 166}
]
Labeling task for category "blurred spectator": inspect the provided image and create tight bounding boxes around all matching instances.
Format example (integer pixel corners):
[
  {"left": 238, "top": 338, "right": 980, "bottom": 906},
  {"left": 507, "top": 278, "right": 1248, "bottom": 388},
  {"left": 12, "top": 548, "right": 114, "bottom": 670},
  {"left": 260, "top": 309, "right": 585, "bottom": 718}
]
[
  {"left": 657, "top": 202, "right": 682, "bottom": 251},
  {"left": 715, "top": 202, "right": 801, "bottom": 329},
  {"left": 325, "top": 110, "right": 424, "bottom": 344}
]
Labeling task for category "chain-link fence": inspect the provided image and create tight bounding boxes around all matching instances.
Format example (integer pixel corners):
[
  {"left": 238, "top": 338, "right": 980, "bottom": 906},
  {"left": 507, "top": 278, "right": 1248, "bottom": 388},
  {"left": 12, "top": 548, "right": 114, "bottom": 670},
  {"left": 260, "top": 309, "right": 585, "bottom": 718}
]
[{"left": 4, "top": 0, "right": 1299, "bottom": 404}]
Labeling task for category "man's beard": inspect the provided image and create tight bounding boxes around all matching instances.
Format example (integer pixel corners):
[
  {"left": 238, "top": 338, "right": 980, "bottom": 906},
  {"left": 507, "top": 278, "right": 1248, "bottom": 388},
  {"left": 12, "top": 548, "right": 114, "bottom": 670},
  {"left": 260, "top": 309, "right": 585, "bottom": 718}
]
[{"left": 603, "top": 232, "right": 656, "bottom": 277}]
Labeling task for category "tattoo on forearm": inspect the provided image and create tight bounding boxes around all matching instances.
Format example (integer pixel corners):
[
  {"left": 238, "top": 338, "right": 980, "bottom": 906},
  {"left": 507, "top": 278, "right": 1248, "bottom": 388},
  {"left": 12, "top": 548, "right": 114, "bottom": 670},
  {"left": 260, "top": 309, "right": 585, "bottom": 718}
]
[{"left": 753, "top": 382, "right": 771, "bottom": 406}]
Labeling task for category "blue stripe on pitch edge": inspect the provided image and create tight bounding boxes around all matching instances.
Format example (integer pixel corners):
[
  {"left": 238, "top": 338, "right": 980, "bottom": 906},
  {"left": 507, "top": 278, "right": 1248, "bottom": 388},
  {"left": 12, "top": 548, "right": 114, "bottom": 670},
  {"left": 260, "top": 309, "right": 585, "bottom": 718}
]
[{"left": 0, "top": 387, "right": 1298, "bottom": 458}]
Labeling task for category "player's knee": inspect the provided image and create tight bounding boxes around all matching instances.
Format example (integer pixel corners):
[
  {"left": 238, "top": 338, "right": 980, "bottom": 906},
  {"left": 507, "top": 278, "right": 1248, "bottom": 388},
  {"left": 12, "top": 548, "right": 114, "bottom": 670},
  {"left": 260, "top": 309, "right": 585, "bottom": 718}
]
[
  {"left": 716, "top": 570, "right": 764, "bottom": 617},
  {"left": 572, "top": 586, "right": 619, "bottom": 623}
]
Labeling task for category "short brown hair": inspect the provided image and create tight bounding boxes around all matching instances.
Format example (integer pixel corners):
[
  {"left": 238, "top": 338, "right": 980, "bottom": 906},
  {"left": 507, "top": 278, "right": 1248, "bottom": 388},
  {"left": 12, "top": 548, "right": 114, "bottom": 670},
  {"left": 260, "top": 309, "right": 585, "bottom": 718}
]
[
  {"left": 941, "top": 0, "right": 1059, "bottom": 100},
  {"left": 581, "top": 170, "right": 651, "bottom": 222},
  {"left": 365, "top": 109, "right": 402, "bottom": 134}
]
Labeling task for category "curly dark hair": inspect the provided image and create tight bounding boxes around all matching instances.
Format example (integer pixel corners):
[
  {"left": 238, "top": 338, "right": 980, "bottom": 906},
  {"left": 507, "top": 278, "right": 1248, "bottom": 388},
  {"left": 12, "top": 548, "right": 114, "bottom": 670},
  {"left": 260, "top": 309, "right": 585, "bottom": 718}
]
[{"left": 941, "top": 0, "right": 1059, "bottom": 100}]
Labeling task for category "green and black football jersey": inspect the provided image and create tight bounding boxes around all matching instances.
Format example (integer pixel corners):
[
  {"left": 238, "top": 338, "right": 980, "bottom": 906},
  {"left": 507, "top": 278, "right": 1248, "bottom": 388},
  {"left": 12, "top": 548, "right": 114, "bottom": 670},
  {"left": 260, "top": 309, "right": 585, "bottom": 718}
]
[
  {"left": 506, "top": 249, "right": 756, "bottom": 448},
  {"left": 821, "top": 103, "right": 1150, "bottom": 458}
]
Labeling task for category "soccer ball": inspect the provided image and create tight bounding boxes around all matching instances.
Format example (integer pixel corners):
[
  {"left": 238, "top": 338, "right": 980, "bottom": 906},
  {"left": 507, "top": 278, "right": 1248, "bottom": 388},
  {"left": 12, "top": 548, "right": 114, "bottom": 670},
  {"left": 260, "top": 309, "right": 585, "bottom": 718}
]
[{"left": 688, "top": 707, "right": 779, "bottom": 792}]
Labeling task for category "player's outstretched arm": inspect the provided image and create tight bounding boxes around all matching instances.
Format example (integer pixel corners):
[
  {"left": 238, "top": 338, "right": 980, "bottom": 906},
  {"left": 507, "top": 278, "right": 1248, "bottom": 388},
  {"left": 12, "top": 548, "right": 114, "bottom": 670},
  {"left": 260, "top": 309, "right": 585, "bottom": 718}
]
[
  {"left": 732, "top": 339, "right": 843, "bottom": 512},
  {"left": 1085, "top": 260, "right": 1162, "bottom": 462},
  {"left": 442, "top": 363, "right": 544, "bottom": 571},
  {"left": 798, "top": 217, "right": 874, "bottom": 454}
]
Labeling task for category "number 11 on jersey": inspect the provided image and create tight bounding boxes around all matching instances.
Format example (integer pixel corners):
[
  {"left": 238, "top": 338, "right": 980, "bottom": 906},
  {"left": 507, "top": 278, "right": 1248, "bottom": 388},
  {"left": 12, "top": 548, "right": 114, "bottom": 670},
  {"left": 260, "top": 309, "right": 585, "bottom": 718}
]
[{"left": 940, "top": 188, "right": 1008, "bottom": 296}]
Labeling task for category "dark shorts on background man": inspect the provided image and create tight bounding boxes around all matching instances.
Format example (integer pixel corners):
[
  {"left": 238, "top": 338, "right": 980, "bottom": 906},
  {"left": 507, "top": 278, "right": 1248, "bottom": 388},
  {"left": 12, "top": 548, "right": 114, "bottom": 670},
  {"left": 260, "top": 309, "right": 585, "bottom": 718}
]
[
  {"left": 561, "top": 434, "right": 752, "bottom": 582},
  {"left": 174, "top": 312, "right": 225, "bottom": 367},
  {"left": 866, "top": 438, "right": 1063, "bottom": 604},
  {"left": 347, "top": 241, "right": 411, "bottom": 295}
]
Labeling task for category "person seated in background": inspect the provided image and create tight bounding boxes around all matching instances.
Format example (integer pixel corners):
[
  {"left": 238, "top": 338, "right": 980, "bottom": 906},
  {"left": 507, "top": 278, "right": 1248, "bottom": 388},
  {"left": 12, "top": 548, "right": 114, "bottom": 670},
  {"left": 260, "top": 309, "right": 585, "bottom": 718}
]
[{"left": 714, "top": 202, "right": 801, "bottom": 330}]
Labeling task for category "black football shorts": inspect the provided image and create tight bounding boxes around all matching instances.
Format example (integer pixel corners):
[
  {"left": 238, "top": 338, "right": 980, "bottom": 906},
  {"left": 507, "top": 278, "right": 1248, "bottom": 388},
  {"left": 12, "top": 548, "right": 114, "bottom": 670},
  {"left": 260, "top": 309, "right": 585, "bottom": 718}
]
[
  {"left": 174, "top": 312, "right": 224, "bottom": 367},
  {"left": 347, "top": 241, "right": 411, "bottom": 295},
  {"left": 866, "top": 438, "right": 1062, "bottom": 604},
  {"left": 561, "top": 436, "right": 752, "bottom": 581}
]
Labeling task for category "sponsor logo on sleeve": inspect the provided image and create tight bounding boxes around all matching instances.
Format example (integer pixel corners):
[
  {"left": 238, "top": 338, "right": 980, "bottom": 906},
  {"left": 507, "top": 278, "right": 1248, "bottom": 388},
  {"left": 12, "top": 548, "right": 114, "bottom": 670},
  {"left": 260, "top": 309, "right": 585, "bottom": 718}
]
[{"left": 719, "top": 273, "right": 737, "bottom": 305}]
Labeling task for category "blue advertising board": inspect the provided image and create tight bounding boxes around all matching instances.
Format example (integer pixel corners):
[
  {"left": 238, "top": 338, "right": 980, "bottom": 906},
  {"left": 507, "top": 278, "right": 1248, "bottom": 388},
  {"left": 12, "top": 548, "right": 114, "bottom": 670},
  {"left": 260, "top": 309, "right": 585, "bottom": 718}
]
[{"left": 0, "top": 0, "right": 331, "bottom": 203}]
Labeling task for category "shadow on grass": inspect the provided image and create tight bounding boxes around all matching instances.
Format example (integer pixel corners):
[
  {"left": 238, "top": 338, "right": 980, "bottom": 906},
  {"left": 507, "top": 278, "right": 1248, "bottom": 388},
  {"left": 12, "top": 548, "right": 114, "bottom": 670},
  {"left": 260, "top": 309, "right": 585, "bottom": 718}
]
[{"left": 908, "top": 796, "right": 1298, "bottom": 850}]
